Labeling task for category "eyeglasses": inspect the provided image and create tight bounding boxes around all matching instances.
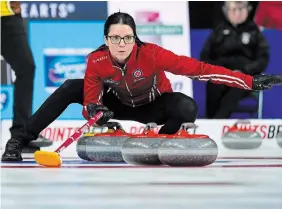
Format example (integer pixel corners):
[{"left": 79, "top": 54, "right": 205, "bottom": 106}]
[
  {"left": 227, "top": 6, "right": 248, "bottom": 13},
  {"left": 107, "top": 35, "right": 136, "bottom": 44}
]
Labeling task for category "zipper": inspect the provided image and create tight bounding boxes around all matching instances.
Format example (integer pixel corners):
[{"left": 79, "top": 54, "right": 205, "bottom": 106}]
[
  {"left": 151, "top": 88, "right": 155, "bottom": 100},
  {"left": 153, "top": 75, "right": 161, "bottom": 96},
  {"left": 114, "top": 64, "right": 135, "bottom": 107}
]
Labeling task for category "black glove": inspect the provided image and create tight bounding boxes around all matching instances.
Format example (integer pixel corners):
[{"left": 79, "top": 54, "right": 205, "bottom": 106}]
[
  {"left": 252, "top": 74, "right": 282, "bottom": 91},
  {"left": 86, "top": 103, "right": 114, "bottom": 126}
]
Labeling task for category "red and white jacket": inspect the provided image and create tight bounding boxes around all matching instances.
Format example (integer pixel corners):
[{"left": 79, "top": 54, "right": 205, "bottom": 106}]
[{"left": 83, "top": 43, "right": 253, "bottom": 119}]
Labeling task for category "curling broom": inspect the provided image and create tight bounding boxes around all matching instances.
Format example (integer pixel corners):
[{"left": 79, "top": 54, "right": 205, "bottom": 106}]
[{"left": 34, "top": 111, "right": 103, "bottom": 167}]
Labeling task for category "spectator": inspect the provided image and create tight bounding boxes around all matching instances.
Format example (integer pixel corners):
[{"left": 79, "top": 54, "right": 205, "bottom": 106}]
[
  {"left": 1, "top": 1, "right": 52, "bottom": 150},
  {"left": 200, "top": 1, "right": 269, "bottom": 119}
]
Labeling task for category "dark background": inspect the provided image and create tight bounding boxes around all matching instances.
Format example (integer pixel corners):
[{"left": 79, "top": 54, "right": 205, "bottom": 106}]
[{"left": 189, "top": 1, "right": 259, "bottom": 29}]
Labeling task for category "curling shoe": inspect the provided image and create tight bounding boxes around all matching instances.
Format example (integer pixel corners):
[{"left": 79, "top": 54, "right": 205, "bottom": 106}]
[{"left": 1, "top": 138, "right": 23, "bottom": 162}]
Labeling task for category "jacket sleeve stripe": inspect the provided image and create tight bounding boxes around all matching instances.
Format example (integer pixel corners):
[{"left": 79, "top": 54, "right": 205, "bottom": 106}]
[{"left": 197, "top": 74, "right": 252, "bottom": 90}]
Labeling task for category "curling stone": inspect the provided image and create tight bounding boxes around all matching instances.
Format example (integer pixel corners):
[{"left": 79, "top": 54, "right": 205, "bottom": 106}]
[
  {"left": 77, "top": 125, "right": 110, "bottom": 160},
  {"left": 276, "top": 131, "right": 282, "bottom": 148},
  {"left": 76, "top": 122, "right": 130, "bottom": 162},
  {"left": 121, "top": 123, "right": 166, "bottom": 165},
  {"left": 222, "top": 121, "right": 263, "bottom": 149},
  {"left": 158, "top": 123, "right": 218, "bottom": 167},
  {"left": 76, "top": 135, "right": 92, "bottom": 161}
]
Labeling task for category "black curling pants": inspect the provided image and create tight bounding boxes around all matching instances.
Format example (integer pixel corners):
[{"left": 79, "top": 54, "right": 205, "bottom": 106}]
[
  {"left": 1, "top": 15, "right": 35, "bottom": 138},
  {"left": 206, "top": 82, "right": 248, "bottom": 119},
  {"left": 17, "top": 79, "right": 198, "bottom": 145}
]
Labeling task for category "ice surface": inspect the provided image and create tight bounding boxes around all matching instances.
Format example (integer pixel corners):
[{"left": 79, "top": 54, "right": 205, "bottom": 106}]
[{"left": 1, "top": 157, "right": 282, "bottom": 209}]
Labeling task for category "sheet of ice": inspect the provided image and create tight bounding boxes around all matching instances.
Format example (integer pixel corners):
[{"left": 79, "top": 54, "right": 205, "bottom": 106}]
[{"left": 1, "top": 158, "right": 282, "bottom": 209}]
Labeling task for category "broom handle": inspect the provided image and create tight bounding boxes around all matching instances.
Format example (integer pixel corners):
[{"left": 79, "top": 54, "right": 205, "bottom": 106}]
[{"left": 55, "top": 111, "right": 104, "bottom": 154}]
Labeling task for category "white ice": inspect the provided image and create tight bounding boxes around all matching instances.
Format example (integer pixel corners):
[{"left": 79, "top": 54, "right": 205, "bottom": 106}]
[{"left": 1, "top": 158, "right": 282, "bottom": 209}]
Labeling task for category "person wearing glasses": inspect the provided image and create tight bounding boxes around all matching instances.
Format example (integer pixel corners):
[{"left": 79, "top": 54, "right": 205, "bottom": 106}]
[{"left": 2, "top": 12, "right": 282, "bottom": 162}]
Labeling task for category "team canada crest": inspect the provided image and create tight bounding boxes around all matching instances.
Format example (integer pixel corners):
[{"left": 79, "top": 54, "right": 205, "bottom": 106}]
[
  {"left": 132, "top": 69, "right": 143, "bottom": 78},
  {"left": 132, "top": 68, "right": 145, "bottom": 83}
]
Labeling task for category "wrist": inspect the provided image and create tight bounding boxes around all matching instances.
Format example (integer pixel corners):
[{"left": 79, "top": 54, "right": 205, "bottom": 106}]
[{"left": 245, "top": 74, "right": 254, "bottom": 89}]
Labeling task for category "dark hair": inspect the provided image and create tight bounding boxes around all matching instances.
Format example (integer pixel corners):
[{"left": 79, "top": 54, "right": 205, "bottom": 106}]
[
  {"left": 104, "top": 12, "right": 144, "bottom": 46},
  {"left": 92, "top": 12, "right": 145, "bottom": 53}
]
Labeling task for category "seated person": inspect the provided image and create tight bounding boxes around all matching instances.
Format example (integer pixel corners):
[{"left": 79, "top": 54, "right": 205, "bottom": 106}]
[{"left": 200, "top": 1, "right": 269, "bottom": 119}]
